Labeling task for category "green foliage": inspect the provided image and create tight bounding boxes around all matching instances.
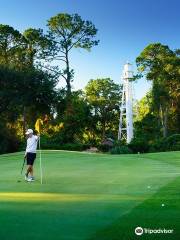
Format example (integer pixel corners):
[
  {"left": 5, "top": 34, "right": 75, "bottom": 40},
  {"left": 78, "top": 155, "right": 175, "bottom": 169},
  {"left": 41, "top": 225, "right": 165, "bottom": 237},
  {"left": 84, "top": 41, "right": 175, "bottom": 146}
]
[
  {"left": 98, "top": 144, "right": 112, "bottom": 152},
  {"left": 54, "top": 91, "right": 91, "bottom": 143},
  {"left": 134, "top": 92, "right": 152, "bottom": 122},
  {"left": 110, "top": 145, "right": 132, "bottom": 154},
  {"left": 47, "top": 13, "right": 99, "bottom": 95},
  {"left": 0, "top": 20, "right": 179, "bottom": 154},
  {"left": 150, "top": 134, "right": 180, "bottom": 152},
  {"left": 0, "top": 124, "right": 20, "bottom": 154},
  {"left": 164, "top": 134, "right": 180, "bottom": 151},
  {"left": 136, "top": 43, "right": 180, "bottom": 137},
  {"left": 40, "top": 135, "right": 90, "bottom": 151},
  {"left": 110, "top": 141, "right": 132, "bottom": 154},
  {"left": 47, "top": 13, "right": 99, "bottom": 51},
  {"left": 148, "top": 139, "right": 165, "bottom": 152},
  {"left": 134, "top": 113, "right": 161, "bottom": 143},
  {"left": 85, "top": 78, "right": 122, "bottom": 141},
  {"left": 0, "top": 24, "right": 24, "bottom": 67},
  {"left": 128, "top": 137, "right": 149, "bottom": 153},
  {"left": 0, "top": 65, "right": 57, "bottom": 122},
  {"left": 23, "top": 28, "right": 53, "bottom": 67}
]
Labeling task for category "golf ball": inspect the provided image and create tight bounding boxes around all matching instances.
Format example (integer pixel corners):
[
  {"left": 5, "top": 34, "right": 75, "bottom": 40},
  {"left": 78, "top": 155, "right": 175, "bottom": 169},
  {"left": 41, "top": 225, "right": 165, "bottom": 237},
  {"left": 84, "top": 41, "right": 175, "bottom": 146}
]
[
  {"left": 162, "top": 204, "right": 165, "bottom": 207},
  {"left": 147, "top": 186, "right": 151, "bottom": 189}
]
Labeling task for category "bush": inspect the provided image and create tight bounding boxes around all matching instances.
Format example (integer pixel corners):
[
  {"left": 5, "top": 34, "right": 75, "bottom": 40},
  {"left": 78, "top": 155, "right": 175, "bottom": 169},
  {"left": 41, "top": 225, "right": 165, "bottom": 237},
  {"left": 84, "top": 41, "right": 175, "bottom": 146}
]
[
  {"left": 148, "top": 139, "right": 165, "bottom": 152},
  {"left": 128, "top": 138, "right": 149, "bottom": 153},
  {"left": 110, "top": 145, "right": 132, "bottom": 154},
  {"left": 149, "top": 134, "right": 180, "bottom": 152},
  {"left": 60, "top": 143, "right": 90, "bottom": 151},
  {"left": 18, "top": 140, "right": 26, "bottom": 152},
  {"left": 98, "top": 144, "right": 112, "bottom": 152},
  {"left": 39, "top": 135, "right": 90, "bottom": 151},
  {"left": 0, "top": 128, "right": 20, "bottom": 154},
  {"left": 0, "top": 138, "right": 8, "bottom": 154},
  {"left": 164, "top": 134, "right": 180, "bottom": 151}
]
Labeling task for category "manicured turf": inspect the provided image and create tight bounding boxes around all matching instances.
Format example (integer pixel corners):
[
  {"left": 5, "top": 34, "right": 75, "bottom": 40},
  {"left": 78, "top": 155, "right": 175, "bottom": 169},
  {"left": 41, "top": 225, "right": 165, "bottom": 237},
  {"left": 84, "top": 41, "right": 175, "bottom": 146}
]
[{"left": 0, "top": 150, "right": 180, "bottom": 239}]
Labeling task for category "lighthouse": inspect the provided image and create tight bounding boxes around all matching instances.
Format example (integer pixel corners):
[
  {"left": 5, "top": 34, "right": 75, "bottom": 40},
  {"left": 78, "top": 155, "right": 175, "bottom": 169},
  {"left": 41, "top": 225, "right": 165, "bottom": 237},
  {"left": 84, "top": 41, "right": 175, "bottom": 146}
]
[{"left": 118, "top": 63, "right": 134, "bottom": 143}]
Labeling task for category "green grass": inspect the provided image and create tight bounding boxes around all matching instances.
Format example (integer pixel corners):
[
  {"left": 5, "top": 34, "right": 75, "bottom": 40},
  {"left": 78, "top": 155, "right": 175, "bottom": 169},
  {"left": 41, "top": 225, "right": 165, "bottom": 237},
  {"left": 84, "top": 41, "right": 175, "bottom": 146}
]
[{"left": 0, "top": 150, "right": 180, "bottom": 240}]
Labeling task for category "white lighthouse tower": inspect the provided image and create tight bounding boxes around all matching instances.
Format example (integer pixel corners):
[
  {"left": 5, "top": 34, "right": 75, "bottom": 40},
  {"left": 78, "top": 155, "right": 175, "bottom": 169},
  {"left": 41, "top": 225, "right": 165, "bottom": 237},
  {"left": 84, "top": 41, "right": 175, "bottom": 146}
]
[{"left": 118, "top": 63, "right": 134, "bottom": 143}]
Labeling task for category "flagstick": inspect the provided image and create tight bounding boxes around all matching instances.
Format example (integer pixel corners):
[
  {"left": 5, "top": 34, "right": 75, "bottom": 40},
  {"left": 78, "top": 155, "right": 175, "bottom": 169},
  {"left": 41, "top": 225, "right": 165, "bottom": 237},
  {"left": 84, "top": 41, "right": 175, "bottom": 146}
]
[{"left": 39, "top": 135, "right": 43, "bottom": 184}]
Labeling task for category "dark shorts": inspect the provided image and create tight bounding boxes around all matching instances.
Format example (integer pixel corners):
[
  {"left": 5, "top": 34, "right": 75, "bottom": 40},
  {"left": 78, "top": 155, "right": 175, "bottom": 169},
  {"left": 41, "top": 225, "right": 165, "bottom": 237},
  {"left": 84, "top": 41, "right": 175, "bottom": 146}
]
[{"left": 26, "top": 153, "right": 36, "bottom": 166}]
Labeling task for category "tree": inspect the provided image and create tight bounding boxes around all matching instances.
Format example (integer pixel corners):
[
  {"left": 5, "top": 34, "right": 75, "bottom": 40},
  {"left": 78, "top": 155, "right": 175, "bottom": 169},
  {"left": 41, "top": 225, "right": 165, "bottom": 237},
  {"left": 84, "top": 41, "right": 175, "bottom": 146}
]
[
  {"left": 136, "top": 43, "right": 178, "bottom": 137},
  {"left": 85, "top": 78, "right": 122, "bottom": 141},
  {"left": 47, "top": 13, "right": 99, "bottom": 97},
  {"left": 0, "top": 65, "right": 58, "bottom": 136},
  {"left": 23, "top": 28, "right": 53, "bottom": 68},
  {"left": 133, "top": 93, "right": 161, "bottom": 143},
  {"left": 52, "top": 90, "right": 91, "bottom": 143},
  {"left": 134, "top": 92, "right": 152, "bottom": 122},
  {"left": 166, "top": 50, "right": 180, "bottom": 134},
  {"left": 0, "top": 24, "right": 24, "bottom": 67}
]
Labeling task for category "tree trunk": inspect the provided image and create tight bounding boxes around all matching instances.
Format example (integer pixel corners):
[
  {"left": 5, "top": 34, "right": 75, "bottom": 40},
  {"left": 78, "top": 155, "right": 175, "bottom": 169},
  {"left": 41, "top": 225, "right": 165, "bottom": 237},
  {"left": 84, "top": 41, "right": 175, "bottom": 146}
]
[
  {"left": 163, "top": 107, "right": 168, "bottom": 137},
  {"left": 160, "top": 104, "right": 168, "bottom": 138},
  {"left": 65, "top": 49, "right": 71, "bottom": 97}
]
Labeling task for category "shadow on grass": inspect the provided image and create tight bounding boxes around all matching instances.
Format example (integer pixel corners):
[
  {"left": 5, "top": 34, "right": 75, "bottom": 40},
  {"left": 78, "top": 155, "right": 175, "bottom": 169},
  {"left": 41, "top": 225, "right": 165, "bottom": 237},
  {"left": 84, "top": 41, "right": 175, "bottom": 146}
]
[{"left": 89, "top": 176, "right": 180, "bottom": 240}]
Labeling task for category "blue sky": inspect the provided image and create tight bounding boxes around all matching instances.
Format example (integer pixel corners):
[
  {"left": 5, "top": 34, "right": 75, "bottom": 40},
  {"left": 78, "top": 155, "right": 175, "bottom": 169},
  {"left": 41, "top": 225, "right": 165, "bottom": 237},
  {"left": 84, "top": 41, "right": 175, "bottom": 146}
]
[{"left": 0, "top": 0, "right": 180, "bottom": 99}]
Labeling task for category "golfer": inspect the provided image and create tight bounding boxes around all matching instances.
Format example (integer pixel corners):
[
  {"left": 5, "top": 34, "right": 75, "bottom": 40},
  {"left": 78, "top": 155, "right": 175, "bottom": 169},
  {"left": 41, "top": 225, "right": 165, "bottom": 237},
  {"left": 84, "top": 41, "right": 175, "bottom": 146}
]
[{"left": 24, "top": 129, "right": 39, "bottom": 182}]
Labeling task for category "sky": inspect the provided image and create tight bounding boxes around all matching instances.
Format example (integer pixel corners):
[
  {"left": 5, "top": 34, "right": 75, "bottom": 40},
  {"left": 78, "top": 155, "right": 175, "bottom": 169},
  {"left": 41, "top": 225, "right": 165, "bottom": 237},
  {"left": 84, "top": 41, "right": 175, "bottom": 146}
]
[{"left": 0, "top": 0, "right": 180, "bottom": 99}]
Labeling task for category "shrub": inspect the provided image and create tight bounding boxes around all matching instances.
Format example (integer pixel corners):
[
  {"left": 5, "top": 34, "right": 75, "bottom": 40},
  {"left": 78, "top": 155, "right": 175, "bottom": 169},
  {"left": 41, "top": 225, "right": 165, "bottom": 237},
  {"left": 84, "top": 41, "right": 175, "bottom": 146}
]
[
  {"left": 128, "top": 138, "right": 149, "bottom": 153},
  {"left": 148, "top": 139, "right": 165, "bottom": 152},
  {"left": 164, "top": 134, "right": 180, "bottom": 151},
  {"left": 18, "top": 140, "right": 26, "bottom": 152},
  {"left": 110, "top": 145, "right": 132, "bottom": 154},
  {"left": 59, "top": 143, "right": 90, "bottom": 151},
  {"left": 0, "top": 128, "right": 20, "bottom": 154},
  {"left": 39, "top": 135, "right": 90, "bottom": 151},
  {"left": 0, "top": 138, "right": 8, "bottom": 154},
  {"left": 149, "top": 134, "right": 180, "bottom": 152},
  {"left": 98, "top": 144, "right": 112, "bottom": 152}
]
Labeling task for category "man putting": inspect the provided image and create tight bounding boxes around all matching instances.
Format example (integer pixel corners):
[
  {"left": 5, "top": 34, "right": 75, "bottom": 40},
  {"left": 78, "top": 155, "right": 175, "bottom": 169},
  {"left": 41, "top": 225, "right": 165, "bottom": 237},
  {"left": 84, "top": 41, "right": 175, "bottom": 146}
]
[{"left": 24, "top": 129, "right": 39, "bottom": 182}]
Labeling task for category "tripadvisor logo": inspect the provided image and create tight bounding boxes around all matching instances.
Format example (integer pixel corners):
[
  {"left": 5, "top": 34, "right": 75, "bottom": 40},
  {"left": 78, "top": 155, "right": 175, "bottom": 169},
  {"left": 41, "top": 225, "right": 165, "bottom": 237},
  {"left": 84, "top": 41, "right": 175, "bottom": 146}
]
[
  {"left": 135, "top": 226, "right": 174, "bottom": 236},
  {"left": 135, "top": 227, "right": 143, "bottom": 236}
]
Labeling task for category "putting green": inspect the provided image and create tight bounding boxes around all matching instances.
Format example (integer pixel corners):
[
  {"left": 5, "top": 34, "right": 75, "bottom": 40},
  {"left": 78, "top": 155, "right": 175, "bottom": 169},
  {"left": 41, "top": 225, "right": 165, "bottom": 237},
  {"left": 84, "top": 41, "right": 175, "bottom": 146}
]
[{"left": 0, "top": 151, "right": 179, "bottom": 239}]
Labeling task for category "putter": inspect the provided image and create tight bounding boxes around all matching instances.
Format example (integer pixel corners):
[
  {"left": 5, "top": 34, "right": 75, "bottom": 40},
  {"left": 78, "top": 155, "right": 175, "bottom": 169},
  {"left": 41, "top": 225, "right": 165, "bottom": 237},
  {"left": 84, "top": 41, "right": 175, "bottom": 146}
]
[
  {"left": 17, "top": 156, "right": 26, "bottom": 183},
  {"left": 21, "top": 156, "right": 26, "bottom": 175}
]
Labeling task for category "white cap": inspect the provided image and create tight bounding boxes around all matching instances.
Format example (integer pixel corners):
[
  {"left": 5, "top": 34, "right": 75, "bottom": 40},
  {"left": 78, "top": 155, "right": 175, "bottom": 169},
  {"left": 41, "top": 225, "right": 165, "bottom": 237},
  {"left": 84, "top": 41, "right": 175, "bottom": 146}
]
[{"left": 25, "top": 129, "right": 33, "bottom": 135}]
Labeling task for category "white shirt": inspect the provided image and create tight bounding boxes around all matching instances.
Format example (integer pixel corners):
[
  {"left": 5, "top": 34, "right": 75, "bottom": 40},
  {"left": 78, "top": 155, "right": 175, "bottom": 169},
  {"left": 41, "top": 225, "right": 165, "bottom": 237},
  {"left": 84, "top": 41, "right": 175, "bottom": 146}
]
[{"left": 26, "top": 135, "right": 39, "bottom": 153}]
